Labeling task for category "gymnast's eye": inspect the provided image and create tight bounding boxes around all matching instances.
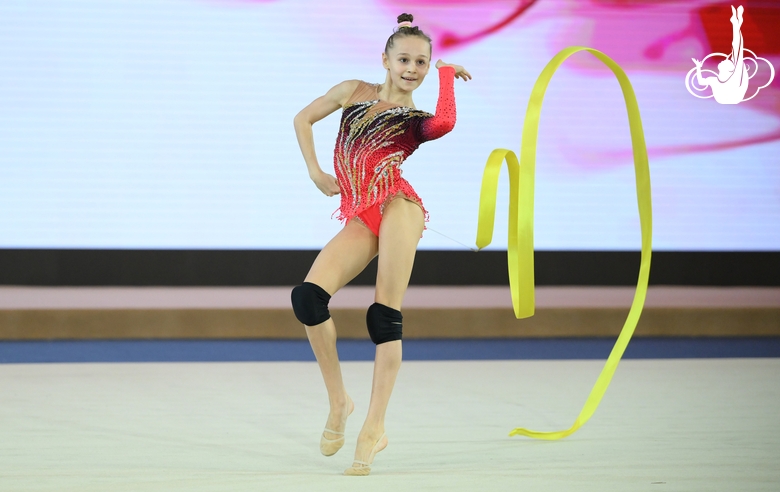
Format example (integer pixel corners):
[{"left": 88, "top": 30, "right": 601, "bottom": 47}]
[{"left": 400, "top": 58, "right": 408, "bottom": 63}]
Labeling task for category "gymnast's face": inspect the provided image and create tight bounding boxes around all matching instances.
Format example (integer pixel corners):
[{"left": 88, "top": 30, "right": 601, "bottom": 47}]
[{"left": 382, "top": 36, "right": 431, "bottom": 93}]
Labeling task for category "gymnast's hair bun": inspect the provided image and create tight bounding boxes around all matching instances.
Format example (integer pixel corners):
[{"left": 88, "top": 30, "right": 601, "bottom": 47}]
[
  {"left": 397, "top": 13, "right": 414, "bottom": 25},
  {"left": 385, "top": 12, "right": 431, "bottom": 54}
]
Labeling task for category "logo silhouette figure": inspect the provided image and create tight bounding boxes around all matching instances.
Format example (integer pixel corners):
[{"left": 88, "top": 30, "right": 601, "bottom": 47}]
[{"left": 686, "top": 5, "right": 775, "bottom": 104}]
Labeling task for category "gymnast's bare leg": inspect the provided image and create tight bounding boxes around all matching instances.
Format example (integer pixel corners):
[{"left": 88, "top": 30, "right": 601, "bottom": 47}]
[
  {"left": 303, "top": 220, "right": 378, "bottom": 454},
  {"left": 345, "top": 195, "right": 425, "bottom": 474}
]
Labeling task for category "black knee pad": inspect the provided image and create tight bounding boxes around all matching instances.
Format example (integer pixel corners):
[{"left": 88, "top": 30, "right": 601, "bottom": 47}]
[
  {"left": 291, "top": 282, "right": 331, "bottom": 326},
  {"left": 366, "top": 302, "right": 403, "bottom": 345}
]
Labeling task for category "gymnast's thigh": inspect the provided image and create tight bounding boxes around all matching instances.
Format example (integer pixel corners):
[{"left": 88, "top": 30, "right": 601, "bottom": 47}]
[
  {"left": 304, "top": 219, "right": 379, "bottom": 295},
  {"left": 374, "top": 196, "right": 424, "bottom": 310}
]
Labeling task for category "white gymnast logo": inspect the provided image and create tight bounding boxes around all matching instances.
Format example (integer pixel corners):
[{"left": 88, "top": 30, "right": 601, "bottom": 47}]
[{"left": 685, "top": 5, "right": 775, "bottom": 104}]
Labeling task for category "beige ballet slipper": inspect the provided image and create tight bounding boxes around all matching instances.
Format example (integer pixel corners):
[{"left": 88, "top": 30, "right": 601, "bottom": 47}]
[
  {"left": 320, "top": 395, "right": 354, "bottom": 456},
  {"left": 343, "top": 433, "right": 388, "bottom": 476}
]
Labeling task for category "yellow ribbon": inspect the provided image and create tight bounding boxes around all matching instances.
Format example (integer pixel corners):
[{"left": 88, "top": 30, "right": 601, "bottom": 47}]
[{"left": 474, "top": 47, "right": 653, "bottom": 440}]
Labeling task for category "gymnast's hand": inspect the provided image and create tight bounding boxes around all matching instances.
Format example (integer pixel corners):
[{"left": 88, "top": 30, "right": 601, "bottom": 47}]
[
  {"left": 311, "top": 169, "right": 341, "bottom": 197},
  {"left": 435, "top": 59, "right": 472, "bottom": 81}
]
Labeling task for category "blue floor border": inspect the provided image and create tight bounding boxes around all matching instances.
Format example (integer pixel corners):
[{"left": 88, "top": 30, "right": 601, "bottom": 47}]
[{"left": 1, "top": 337, "right": 779, "bottom": 363}]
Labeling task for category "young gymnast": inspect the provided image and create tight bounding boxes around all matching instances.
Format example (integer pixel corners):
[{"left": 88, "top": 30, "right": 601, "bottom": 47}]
[{"left": 291, "top": 13, "right": 471, "bottom": 476}]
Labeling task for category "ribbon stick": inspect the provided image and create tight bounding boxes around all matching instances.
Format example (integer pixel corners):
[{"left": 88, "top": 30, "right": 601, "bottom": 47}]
[{"left": 474, "top": 47, "right": 653, "bottom": 440}]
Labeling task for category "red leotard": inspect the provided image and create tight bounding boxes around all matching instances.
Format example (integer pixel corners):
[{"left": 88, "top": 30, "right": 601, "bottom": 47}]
[{"left": 332, "top": 66, "right": 457, "bottom": 236}]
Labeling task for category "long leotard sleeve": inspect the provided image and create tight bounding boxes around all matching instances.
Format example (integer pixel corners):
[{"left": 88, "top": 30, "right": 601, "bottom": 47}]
[{"left": 416, "top": 65, "right": 456, "bottom": 142}]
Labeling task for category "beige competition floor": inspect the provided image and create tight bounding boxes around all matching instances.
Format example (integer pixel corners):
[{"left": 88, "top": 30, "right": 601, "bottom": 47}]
[{"left": 2, "top": 357, "right": 779, "bottom": 491}]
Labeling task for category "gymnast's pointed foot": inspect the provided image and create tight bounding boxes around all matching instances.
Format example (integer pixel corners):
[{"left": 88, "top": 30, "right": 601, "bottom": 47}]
[
  {"left": 344, "top": 429, "right": 388, "bottom": 476},
  {"left": 320, "top": 394, "right": 354, "bottom": 456}
]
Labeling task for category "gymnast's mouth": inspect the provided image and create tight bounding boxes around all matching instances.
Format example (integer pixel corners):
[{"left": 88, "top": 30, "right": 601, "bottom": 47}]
[{"left": 402, "top": 76, "right": 416, "bottom": 82}]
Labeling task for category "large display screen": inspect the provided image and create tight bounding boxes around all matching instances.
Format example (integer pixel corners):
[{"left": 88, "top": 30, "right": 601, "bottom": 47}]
[{"left": 1, "top": 0, "right": 778, "bottom": 251}]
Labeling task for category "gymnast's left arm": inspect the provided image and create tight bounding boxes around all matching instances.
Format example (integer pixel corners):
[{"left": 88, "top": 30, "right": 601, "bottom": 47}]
[{"left": 416, "top": 60, "right": 472, "bottom": 142}]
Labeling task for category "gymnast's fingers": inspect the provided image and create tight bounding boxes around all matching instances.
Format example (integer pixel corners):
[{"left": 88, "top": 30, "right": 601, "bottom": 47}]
[
  {"left": 457, "top": 69, "right": 472, "bottom": 81},
  {"left": 330, "top": 179, "right": 341, "bottom": 196}
]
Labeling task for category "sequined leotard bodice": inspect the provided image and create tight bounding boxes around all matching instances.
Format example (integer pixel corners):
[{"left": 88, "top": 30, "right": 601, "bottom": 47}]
[{"left": 333, "top": 65, "right": 457, "bottom": 225}]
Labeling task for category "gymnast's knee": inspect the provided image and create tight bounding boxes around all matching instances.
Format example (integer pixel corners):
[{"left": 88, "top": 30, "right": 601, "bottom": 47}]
[
  {"left": 291, "top": 282, "right": 331, "bottom": 326},
  {"left": 366, "top": 302, "right": 403, "bottom": 345}
]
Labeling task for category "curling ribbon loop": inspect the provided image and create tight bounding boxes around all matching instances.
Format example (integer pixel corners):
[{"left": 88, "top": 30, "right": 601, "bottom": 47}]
[
  {"left": 474, "top": 46, "right": 653, "bottom": 440},
  {"left": 476, "top": 149, "right": 534, "bottom": 318}
]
